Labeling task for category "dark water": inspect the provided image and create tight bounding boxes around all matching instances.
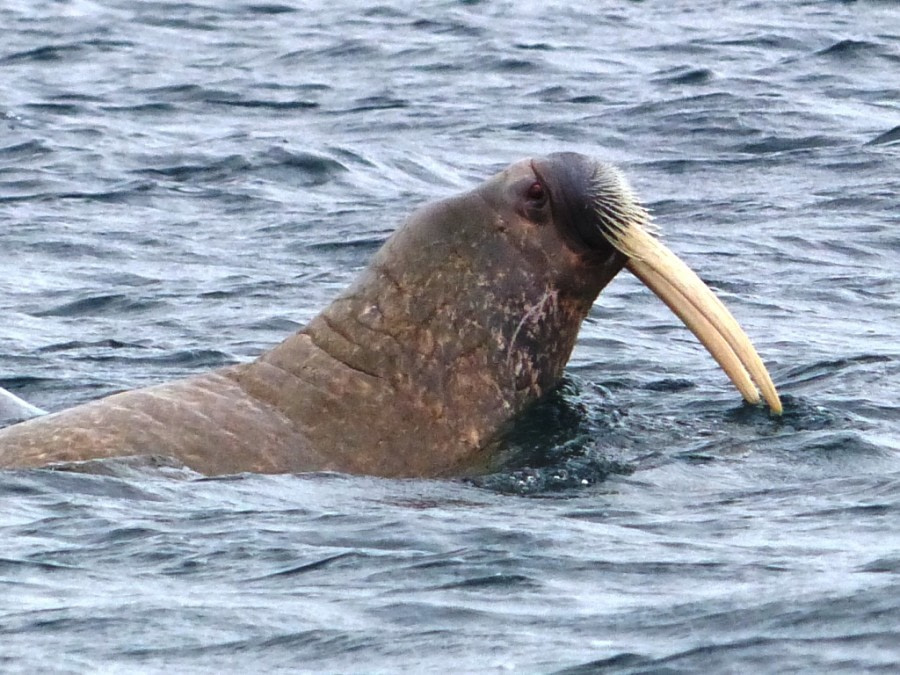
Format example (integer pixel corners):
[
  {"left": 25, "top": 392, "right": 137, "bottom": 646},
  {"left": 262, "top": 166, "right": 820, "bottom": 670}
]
[{"left": 2, "top": 0, "right": 899, "bottom": 672}]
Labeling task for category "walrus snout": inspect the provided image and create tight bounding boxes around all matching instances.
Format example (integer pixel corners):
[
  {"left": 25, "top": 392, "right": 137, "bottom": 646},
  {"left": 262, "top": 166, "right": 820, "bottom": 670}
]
[{"left": 532, "top": 152, "right": 782, "bottom": 414}]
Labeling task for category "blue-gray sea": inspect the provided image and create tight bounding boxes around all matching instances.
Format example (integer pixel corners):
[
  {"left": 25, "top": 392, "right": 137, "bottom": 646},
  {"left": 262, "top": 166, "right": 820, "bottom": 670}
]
[{"left": 2, "top": 1, "right": 899, "bottom": 672}]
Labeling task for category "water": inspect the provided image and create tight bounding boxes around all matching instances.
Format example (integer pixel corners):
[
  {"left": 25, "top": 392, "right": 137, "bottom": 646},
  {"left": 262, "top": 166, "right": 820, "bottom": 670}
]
[{"left": 1, "top": 0, "right": 899, "bottom": 671}]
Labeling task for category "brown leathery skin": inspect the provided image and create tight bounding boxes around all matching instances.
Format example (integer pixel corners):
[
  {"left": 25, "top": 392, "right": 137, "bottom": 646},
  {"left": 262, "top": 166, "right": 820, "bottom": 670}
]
[{"left": 0, "top": 155, "right": 626, "bottom": 477}]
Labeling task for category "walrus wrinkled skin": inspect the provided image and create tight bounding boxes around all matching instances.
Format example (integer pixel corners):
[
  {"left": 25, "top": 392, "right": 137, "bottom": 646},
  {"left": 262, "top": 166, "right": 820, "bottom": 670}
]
[{"left": 0, "top": 153, "right": 781, "bottom": 477}]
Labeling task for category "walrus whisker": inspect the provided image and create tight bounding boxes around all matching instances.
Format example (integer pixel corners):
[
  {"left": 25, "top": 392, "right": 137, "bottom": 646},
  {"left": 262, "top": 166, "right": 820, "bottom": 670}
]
[{"left": 589, "top": 164, "right": 658, "bottom": 239}]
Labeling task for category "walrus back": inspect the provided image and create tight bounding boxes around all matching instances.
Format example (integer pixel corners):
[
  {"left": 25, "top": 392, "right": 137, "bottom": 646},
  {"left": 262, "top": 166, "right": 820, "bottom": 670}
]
[{"left": 0, "top": 368, "right": 327, "bottom": 475}]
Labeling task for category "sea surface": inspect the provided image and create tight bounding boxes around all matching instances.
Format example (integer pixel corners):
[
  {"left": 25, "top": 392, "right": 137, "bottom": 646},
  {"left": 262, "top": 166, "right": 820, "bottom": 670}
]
[{"left": 1, "top": 1, "right": 899, "bottom": 672}]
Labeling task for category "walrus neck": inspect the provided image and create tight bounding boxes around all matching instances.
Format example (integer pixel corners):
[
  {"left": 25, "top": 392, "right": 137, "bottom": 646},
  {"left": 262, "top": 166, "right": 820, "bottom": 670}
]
[{"left": 243, "top": 274, "right": 592, "bottom": 477}]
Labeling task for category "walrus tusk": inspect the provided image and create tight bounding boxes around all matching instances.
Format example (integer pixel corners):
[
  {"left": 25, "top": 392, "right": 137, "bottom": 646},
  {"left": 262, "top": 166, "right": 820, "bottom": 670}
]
[
  {"left": 626, "top": 260, "right": 761, "bottom": 406},
  {"left": 608, "top": 222, "right": 783, "bottom": 415}
]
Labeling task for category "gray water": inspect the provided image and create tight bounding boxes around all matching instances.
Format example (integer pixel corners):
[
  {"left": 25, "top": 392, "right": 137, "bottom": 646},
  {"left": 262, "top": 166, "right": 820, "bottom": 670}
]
[{"left": 2, "top": 0, "right": 899, "bottom": 672}]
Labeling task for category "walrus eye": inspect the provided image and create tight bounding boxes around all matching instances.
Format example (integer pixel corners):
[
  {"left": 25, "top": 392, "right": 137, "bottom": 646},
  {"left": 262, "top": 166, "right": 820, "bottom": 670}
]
[
  {"left": 522, "top": 180, "right": 550, "bottom": 224},
  {"left": 525, "top": 181, "right": 547, "bottom": 205}
]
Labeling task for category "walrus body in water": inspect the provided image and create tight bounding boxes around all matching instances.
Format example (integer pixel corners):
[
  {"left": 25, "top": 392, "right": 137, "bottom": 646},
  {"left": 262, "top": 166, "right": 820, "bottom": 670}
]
[{"left": 0, "top": 153, "right": 781, "bottom": 476}]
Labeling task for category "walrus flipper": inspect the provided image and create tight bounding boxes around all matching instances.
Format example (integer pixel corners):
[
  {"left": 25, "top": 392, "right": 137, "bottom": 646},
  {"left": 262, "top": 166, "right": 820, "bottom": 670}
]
[{"left": 0, "top": 386, "right": 46, "bottom": 428}]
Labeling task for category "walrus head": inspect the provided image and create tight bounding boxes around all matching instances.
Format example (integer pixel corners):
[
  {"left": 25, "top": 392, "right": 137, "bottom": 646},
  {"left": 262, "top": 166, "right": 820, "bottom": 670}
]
[{"left": 287, "top": 151, "right": 780, "bottom": 475}]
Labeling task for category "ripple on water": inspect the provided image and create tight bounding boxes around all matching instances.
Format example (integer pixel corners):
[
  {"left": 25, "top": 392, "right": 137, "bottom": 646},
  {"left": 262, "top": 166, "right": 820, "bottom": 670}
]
[
  {"left": 866, "top": 124, "right": 900, "bottom": 146},
  {"left": 32, "top": 294, "right": 163, "bottom": 318}
]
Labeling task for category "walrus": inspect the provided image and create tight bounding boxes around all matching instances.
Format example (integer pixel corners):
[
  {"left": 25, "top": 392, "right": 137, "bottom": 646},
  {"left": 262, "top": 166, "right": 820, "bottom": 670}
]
[{"left": 0, "top": 153, "right": 781, "bottom": 477}]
